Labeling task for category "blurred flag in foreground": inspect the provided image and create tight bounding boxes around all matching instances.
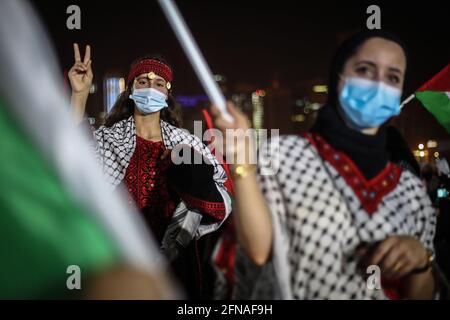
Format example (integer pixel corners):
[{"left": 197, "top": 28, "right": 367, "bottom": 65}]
[{"left": 0, "top": 0, "right": 176, "bottom": 298}]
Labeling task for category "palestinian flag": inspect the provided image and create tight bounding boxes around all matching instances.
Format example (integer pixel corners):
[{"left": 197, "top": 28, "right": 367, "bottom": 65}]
[
  {"left": 0, "top": 0, "right": 173, "bottom": 298},
  {"left": 415, "top": 63, "right": 450, "bottom": 133}
]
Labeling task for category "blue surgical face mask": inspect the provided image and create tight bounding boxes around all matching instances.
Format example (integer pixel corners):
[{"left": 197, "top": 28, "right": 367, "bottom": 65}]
[
  {"left": 338, "top": 76, "right": 402, "bottom": 129},
  {"left": 129, "top": 88, "right": 168, "bottom": 114}
]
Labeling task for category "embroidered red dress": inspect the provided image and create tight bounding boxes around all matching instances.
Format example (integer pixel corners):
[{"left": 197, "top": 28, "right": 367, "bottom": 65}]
[
  {"left": 123, "top": 136, "right": 179, "bottom": 243},
  {"left": 122, "top": 136, "right": 230, "bottom": 298}
]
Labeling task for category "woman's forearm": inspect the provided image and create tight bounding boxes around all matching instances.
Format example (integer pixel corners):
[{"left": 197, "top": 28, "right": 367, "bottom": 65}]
[
  {"left": 401, "top": 269, "right": 436, "bottom": 299},
  {"left": 232, "top": 168, "right": 273, "bottom": 266},
  {"left": 70, "top": 91, "right": 89, "bottom": 124}
]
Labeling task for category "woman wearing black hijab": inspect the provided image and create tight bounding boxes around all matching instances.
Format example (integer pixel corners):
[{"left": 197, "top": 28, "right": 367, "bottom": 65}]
[{"left": 213, "top": 30, "right": 438, "bottom": 299}]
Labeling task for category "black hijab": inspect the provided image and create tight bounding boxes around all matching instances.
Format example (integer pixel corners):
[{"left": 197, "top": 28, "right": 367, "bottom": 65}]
[{"left": 311, "top": 30, "right": 410, "bottom": 180}]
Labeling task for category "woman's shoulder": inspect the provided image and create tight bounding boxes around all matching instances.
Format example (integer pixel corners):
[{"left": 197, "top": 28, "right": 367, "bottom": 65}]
[
  {"left": 260, "top": 134, "right": 313, "bottom": 158},
  {"left": 393, "top": 168, "right": 436, "bottom": 218},
  {"left": 258, "top": 134, "right": 317, "bottom": 176},
  {"left": 160, "top": 120, "right": 194, "bottom": 140},
  {"left": 397, "top": 167, "right": 427, "bottom": 194},
  {"left": 94, "top": 116, "right": 133, "bottom": 136}
]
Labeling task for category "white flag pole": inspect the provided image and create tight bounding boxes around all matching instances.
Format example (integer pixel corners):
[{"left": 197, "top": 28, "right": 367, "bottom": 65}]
[
  {"left": 157, "top": 0, "right": 234, "bottom": 123},
  {"left": 400, "top": 93, "right": 415, "bottom": 109}
]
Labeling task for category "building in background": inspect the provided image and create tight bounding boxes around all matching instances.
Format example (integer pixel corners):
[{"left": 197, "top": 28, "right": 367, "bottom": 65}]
[
  {"left": 291, "top": 78, "right": 328, "bottom": 133},
  {"left": 104, "top": 76, "right": 125, "bottom": 114},
  {"left": 94, "top": 65, "right": 449, "bottom": 169},
  {"left": 177, "top": 75, "right": 266, "bottom": 136}
]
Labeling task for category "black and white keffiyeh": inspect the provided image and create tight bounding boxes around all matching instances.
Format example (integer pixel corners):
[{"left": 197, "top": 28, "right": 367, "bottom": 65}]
[
  {"left": 91, "top": 116, "right": 231, "bottom": 260},
  {"left": 239, "top": 134, "right": 436, "bottom": 300}
]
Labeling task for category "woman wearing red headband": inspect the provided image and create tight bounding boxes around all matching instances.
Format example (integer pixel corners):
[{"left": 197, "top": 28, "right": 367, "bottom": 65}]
[{"left": 68, "top": 44, "right": 231, "bottom": 298}]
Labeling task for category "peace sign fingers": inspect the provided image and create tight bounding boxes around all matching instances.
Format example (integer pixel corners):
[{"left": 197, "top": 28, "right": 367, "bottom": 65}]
[
  {"left": 73, "top": 43, "right": 81, "bottom": 63},
  {"left": 73, "top": 43, "right": 91, "bottom": 65},
  {"left": 83, "top": 45, "right": 91, "bottom": 64},
  {"left": 69, "top": 43, "right": 93, "bottom": 94}
]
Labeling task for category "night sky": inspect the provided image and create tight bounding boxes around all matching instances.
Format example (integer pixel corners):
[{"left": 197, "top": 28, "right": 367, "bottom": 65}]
[
  {"left": 31, "top": 0, "right": 449, "bottom": 95},
  {"left": 29, "top": 0, "right": 450, "bottom": 154}
]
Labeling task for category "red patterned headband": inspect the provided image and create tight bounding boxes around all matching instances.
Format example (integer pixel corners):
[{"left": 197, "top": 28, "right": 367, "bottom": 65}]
[{"left": 127, "top": 59, "right": 173, "bottom": 85}]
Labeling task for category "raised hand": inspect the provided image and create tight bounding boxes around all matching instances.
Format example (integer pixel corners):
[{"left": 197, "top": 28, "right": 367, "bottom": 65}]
[
  {"left": 68, "top": 43, "right": 93, "bottom": 94},
  {"left": 211, "top": 102, "right": 254, "bottom": 167}
]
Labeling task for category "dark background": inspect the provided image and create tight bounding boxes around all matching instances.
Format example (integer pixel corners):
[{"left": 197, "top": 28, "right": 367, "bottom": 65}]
[
  {"left": 31, "top": 0, "right": 449, "bottom": 93},
  {"left": 30, "top": 0, "right": 450, "bottom": 158}
]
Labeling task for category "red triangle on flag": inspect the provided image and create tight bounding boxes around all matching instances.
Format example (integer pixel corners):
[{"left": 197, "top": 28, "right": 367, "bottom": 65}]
[{"left": 417, "top": 63, "right": 450, "bottom": 92}]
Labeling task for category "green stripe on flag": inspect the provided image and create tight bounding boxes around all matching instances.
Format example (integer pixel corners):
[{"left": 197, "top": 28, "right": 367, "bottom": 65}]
[
  {"left": 0, "top": 100, "right": 119, "bottom": 299},
  {"left": 416, "top": 90, "right": 450, "bottom": 133}
]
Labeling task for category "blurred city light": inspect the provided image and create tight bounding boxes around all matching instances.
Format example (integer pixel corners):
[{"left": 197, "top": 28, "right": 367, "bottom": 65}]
[
  {"left": 104, "top": 77, "right": 125, "bottom": 114},
  {"left": 313, "top": 85, "right": 328, "bottom": 93},
  {"left": 291, "top": 114, "right": 305, "bottom": 122},
  {"left": 252, "top": 91, "right": 264, "bottom": 130},
  {"left": 427, "top": 140, "right": 438, "bottom": 148}
]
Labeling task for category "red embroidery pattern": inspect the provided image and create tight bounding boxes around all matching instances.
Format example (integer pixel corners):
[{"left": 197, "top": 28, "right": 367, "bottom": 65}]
[
  {"left": 124, "top": 136, "right": 178, "bottom": 241},
  {"left": 127, "top": 59, "right": 173, "bottom": 83},
  {"left": 179, "top": 191, "right": 226, "bottom": 220},
  {"left": 304, "top": 133, "right": 402, "bottom": 215}
]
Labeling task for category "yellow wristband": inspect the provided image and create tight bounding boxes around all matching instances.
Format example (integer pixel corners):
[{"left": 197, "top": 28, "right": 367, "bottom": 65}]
[{"left": 232, "top": 164, "right": 257, "bottom": 180}]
